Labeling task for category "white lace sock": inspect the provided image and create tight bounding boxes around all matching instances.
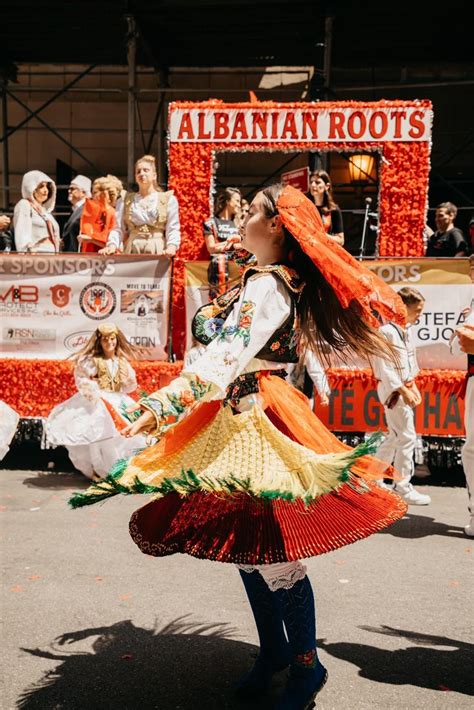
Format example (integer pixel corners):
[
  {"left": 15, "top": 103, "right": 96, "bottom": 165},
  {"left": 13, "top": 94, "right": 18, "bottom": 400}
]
[{"left": 237, "top": 561, "right": 307, "bottom": 592}]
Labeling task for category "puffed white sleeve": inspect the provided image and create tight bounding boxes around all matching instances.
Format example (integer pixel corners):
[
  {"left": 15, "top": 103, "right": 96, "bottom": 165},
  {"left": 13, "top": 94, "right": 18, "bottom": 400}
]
[
  {"left": 165, "top": 193, "right": 181, "bottom": 249},
  {"left": 106, "top": 198, "right": 125, "bottom": 250},
  {"left": 304, "top": 350, "right": 330, "bottom": 397},
  {"left": 13, "top": 200, "right": 33, "bottom": 252},
  {"left": 74, "top": 357, "right": 101, "bottom": 402},
  {"left": 139, "top": 274, "right": 291, "bottom": 435}
]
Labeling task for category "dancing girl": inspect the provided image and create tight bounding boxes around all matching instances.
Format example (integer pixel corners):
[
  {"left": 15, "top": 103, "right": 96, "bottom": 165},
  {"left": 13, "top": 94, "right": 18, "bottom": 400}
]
[{"left": 70, "top": 185, "right": 408, "bottom": 709}]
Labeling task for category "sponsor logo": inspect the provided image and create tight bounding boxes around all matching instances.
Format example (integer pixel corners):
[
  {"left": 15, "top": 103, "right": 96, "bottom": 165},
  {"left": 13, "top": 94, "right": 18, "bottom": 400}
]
[
  {"left": 3, "top": 327, "right": 55, "bottom": 341},
  {"left": 129, "top": 336, "right": 157, "bottom": 347},
  {"left": 79, "top": 282, "right": 116, "bottom": 320},
  {"left": 50, "top": 284, "right": 72, "bottom": 308},
  {"left": 0, "top": 284, "right": 39, "bottom": 304},
  {"left": 64, "top": 330, "right": 94, "bottom": 352},
  {"left": 120, "top": 289, "right": 163, "bottom": 316}
]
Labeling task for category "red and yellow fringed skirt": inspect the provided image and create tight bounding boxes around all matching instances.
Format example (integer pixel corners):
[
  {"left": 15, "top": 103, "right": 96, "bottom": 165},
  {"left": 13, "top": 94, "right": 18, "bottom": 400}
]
[{"left": 70, "top": 374, "right": 407, "bottom": 564}]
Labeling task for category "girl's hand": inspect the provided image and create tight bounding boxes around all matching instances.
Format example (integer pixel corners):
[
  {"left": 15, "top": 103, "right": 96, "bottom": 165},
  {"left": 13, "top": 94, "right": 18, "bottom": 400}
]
[
  {"left": 98, "top": 245, "right": 117, "bottom": 255},
  {"left": 412, "top": 386, "right": 422, "bottom": 407},
  {"left": 400, "top": 388, "right": 418, "bottom": 408},
  {"left": 122, "top": 410, "right": 155, "bottom": 437}
]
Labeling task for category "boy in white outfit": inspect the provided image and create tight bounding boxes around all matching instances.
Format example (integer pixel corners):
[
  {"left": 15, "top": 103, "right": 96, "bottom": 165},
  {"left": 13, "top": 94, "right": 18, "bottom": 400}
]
[{"left": 371, "top": 287, "right": 431, "bottom": 505}]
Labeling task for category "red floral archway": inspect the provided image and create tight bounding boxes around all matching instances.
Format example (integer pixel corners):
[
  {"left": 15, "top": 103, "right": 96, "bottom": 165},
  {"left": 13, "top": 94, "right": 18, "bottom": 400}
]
[{"left": 168, "top": 99, "right": 432, "bottom": 356}]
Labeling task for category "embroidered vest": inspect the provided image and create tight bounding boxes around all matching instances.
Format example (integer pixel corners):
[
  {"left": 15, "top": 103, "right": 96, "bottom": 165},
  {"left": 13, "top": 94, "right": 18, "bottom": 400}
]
[
  {"left": 93, "top": 356, "right": 128, "bottom": 392},
  {"left": 192, "top": 264, "right": 305, "bottom": 363},
  {"left": 124, "top": 190, "right": 171, "bottom": 240}
]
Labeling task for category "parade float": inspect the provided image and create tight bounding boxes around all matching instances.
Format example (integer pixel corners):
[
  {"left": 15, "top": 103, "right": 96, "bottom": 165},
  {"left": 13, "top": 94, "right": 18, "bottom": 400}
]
[{"left": 0, "top": 100, "right": 469, "bottom": 455}]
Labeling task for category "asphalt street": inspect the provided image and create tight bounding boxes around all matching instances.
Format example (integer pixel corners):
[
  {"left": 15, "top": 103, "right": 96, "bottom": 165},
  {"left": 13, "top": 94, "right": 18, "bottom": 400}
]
[{"left": 1, "top": 459, "right": 473, "bottom": 709}]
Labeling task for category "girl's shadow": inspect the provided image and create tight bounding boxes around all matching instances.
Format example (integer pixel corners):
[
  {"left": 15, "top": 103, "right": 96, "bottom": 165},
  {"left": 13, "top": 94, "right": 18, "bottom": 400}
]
[
  {"left": 18, "top": 617, "right": 283, "bottom": 709},
  {"left": 318, "top": 625, "right": 474, "bottom": 695}
]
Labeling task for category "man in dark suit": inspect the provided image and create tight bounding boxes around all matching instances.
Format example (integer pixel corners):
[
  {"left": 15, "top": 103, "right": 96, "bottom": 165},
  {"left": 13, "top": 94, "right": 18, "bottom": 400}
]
[
  {"left": 62, "top": 175, "right": 91, "bottom": 252},
  {"left": 0, "top": 213, "right": 14, "bottom": 251}
]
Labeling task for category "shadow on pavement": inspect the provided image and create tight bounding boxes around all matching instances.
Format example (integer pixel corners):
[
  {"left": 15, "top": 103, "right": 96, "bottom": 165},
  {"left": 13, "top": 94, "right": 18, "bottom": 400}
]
[
  {"left": 318, "top": 625, "right": 474, "bottom": 696},
  {"left": 21, "top": 472, "right": 89, "bottom": 491},
  {"left": 1, "top": 443, "right": 76, "bottom": 474},
  {"left": 380, "top": 512, "right": 467, "bottom": 539},
  {"left": 17, "top": 617, "right": 281, "bottom": 709}
]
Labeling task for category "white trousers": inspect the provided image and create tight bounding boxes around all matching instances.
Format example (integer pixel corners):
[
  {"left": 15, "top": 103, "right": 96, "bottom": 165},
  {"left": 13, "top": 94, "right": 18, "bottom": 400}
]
[
  {"left": 462, "top": 378, "right": 474, "bottom": 516},
  {"left": 238, "top": 561, "right": 307, "bottom": 592},
  {"left": 377, "top": 399, "right": 416, "bottom": 490}
]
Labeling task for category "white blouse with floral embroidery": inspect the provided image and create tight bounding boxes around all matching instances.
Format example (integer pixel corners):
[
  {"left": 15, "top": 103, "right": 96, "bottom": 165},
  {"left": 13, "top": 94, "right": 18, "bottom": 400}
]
[
  {"left": 185, "top": 273, "right": 292, "bottom": 396},
  {"left": 140, "top": 273, "right": 295, "bottom": 432}
]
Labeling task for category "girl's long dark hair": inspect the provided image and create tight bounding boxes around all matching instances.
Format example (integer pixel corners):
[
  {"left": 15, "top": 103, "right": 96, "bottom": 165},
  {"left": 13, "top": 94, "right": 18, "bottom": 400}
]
[{"left": 261, "top": 184, "right": 399, "bottom": 367}]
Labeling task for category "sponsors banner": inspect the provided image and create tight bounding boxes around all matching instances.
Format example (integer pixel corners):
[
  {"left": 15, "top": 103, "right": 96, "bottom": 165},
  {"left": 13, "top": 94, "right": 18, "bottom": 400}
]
[
  {"left": 169, "top": 106, "right": 432, "bottom": 143},
  {"left": 0, "top": 254, "right": 171, "bottom": 359}
]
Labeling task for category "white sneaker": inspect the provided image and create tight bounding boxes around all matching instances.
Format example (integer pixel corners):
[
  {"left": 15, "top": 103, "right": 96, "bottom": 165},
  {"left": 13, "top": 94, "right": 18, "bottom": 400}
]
[
  {"left": 375, "top": 480, "right": 394, "bottom": 491},
  {"left": 464, "top": 517, "right": 474, "bottom": 537},
  {"left": 394, "top": 483, "right": 431, "bottom": 506}
]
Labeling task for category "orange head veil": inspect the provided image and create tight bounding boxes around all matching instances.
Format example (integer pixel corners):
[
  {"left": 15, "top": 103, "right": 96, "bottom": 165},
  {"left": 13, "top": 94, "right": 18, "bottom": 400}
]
[{"left": 276, "top": 185, "right": 406, "bottom": 328}]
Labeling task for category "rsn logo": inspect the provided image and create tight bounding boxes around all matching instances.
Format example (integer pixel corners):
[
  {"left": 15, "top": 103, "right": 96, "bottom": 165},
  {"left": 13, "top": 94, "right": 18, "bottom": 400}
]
[{"left": 0, "top": 285, "right": 39, "bottom": 303}]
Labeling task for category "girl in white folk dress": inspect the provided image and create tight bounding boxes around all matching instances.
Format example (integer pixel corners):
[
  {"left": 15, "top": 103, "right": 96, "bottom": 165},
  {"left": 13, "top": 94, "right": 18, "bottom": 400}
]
[{"left": 46, "top": 324, "right": 146, "bottom": 479}]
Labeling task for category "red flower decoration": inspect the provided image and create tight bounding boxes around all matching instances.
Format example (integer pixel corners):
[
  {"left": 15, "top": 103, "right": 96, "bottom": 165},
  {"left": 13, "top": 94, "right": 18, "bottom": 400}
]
[
  {"left": 0, "top": 360, "right": 183, "bottom": 417},
  {"left": 168, "top": 100, "right": 432, "bottom": 357}
]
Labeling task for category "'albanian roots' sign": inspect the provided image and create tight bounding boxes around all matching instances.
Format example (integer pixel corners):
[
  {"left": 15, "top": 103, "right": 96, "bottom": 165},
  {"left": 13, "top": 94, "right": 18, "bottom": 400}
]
[{"left": 167, "top": 99, "right": 433, "bottom": 357}]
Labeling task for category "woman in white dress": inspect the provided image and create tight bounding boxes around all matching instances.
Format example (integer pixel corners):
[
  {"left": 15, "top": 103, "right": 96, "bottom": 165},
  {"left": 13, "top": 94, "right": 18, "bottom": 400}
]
[
  {"left": 46, "top": 324, "right": 146, "bottom": 479},
  {"left": 13, "top": 170, "right": 60, "bottom": 253},
  {"left": 100, "top": 154, "right": 181, "bottom": 256},
  {"left": 0, "top": 401, "right": 20, "bottom": 460}
]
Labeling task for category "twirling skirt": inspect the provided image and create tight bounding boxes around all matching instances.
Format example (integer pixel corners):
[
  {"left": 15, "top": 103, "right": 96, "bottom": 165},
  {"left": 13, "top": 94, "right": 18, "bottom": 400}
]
[
  {"left": 47, "top": 391, "right": 146, "bottom": 479},
  {"left": 70, "top": 374, "right": 407, "bottom": 563}
]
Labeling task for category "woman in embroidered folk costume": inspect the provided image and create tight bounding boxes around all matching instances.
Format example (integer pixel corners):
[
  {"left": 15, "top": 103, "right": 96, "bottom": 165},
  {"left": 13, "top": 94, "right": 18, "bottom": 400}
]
[
  {"left": 46, "top": 324, "right": 146, "bottom": 480},
  {"left": 100, "top": 155, "right": 181, "bottom": 256},
  {"left": 71, "top": 185, "right": 408, "bottom": 709}
]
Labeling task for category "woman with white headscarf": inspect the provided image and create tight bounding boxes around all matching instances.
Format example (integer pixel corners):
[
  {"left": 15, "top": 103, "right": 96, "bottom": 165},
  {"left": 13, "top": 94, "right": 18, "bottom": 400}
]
[{"left": 13, "top": 170, "right": 60, "bottom": 253}]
